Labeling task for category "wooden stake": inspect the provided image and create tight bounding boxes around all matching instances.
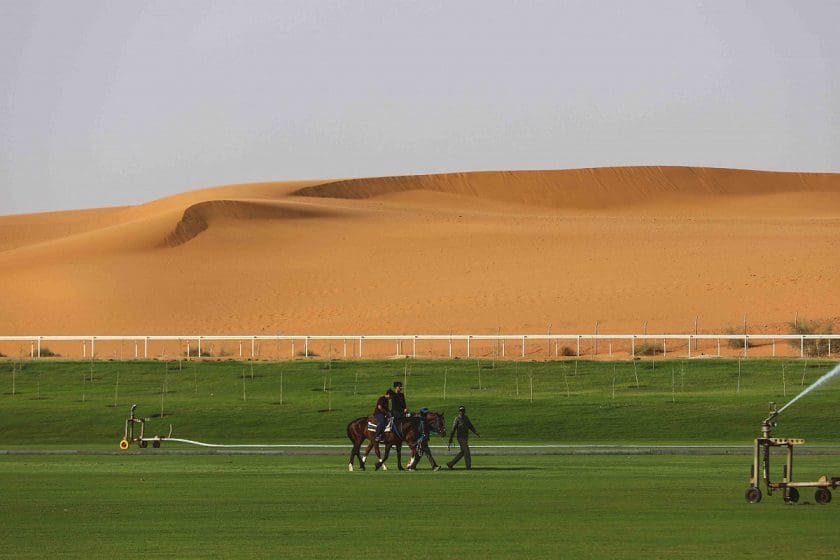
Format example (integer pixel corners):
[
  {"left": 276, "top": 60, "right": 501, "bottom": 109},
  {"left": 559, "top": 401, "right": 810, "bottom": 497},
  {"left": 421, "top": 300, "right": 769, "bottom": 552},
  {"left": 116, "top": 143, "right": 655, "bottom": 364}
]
[
  {"left": 529, "top": 373, "right": 533, "bottom": 404},
  {"left": 563, "top": 364, "right": 570, "bottom": 397},
  {"left": 443, "top": 367, "right": 447, "bottom": 400}
]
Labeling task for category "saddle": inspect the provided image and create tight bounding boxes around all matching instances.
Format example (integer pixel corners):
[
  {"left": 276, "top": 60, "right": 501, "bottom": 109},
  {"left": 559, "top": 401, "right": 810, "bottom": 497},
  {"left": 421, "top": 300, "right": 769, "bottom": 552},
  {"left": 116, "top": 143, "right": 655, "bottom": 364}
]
[{"left": 367, "top": 418, "right": 393, "bottom": 433}]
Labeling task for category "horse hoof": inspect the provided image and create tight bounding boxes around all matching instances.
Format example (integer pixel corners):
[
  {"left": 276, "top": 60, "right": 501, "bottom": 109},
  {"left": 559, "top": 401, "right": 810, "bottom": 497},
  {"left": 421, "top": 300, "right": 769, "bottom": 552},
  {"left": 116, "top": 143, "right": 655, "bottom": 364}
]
[
  {"left": 348, "top": 464, "right": 354, "bottom": 472},
  {"left": 382, "top": 464, "right": 388, "bottom": 471}
]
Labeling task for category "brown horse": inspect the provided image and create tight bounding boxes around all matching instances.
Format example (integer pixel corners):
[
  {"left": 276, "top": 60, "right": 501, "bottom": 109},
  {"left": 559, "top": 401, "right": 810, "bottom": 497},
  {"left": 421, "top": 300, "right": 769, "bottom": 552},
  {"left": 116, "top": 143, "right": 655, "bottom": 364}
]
[
  {"left": 380, "top": 411, "right": 446, "bottom": 471},
  {"left": 346, "top": 412, "right": 446, "bottom": 471}
]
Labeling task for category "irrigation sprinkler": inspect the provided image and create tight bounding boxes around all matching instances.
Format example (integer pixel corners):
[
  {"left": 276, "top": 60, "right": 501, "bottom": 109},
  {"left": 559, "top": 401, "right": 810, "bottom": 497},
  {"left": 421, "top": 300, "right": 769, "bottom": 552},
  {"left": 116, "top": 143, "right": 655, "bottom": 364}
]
[
  {"left": 119, "top": 404, "right": 172, "bottom": 450},
  {"left": 745, "top": 402, "right": 839, "bottom": 505}
]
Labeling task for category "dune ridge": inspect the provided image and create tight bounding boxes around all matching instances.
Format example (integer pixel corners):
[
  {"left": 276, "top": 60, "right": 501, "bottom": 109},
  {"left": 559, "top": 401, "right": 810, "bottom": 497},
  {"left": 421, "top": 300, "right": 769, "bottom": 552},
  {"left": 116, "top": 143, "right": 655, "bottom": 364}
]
[
  {"left": 293, "top": 166, "right": 840, "bottom": 209},
  {"left": 163, "top": 199, "right": 341, "bottom": 247},
  {"left": 1, "top": 166, "right": 839, "bottom": 338}
]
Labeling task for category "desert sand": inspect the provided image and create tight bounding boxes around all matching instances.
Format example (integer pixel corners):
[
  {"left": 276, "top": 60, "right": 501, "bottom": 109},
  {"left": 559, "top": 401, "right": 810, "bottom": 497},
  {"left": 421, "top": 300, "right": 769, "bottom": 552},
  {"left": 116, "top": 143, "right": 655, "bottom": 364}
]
[{"left": 1, "top": 166, "right": 839, "bottom": 358}]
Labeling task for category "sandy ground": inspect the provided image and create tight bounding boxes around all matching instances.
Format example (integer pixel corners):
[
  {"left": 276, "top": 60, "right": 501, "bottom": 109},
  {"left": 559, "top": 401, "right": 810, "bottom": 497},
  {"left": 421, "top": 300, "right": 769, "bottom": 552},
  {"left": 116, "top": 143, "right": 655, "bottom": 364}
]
[{"left": 1, "top": 167, "right": 838, "bottom": 358}]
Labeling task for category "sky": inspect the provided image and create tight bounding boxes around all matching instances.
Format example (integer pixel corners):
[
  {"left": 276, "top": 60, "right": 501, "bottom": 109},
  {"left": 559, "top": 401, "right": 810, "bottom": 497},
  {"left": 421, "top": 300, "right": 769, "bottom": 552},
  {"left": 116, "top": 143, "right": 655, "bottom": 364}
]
[{"left": 1, "top": 0, "right": 839, "bottom": 215}]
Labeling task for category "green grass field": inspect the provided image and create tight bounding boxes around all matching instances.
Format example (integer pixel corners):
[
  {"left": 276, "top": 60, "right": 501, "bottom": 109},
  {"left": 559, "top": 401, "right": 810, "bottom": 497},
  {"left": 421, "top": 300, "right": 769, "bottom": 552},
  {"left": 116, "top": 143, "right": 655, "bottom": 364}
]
[
  {"left": 2, "top": 454, "right": 840, "bottom": 559},
  {"left": 3, "top": 358, "right": 840, "bottom": 558},
  {"left": 2, "top": 358, "right": 840, "bottom": 447}
]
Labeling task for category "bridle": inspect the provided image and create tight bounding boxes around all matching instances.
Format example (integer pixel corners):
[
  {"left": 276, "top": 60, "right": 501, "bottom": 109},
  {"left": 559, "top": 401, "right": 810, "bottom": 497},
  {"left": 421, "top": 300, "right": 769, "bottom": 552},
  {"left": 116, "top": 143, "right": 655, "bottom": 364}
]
[{"left": 428, "top": 413, "right": 445, "bottom": 436}]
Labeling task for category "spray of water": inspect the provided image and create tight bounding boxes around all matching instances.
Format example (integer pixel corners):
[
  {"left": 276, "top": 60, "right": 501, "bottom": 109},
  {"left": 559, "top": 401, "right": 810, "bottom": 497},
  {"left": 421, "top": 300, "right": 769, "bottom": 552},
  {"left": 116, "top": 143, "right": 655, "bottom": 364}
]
[{"left": 777, "top": 363, "right": 840, "bottom": 415}]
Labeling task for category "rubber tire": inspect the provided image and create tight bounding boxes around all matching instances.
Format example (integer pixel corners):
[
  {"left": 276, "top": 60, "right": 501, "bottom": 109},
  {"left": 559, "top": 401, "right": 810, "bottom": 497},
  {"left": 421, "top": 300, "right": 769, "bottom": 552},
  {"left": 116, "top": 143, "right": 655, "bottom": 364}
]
[
  {"left": 139, "top": 440, "right": 148, "bottom": 448},
  {"left": 785, "top": 487, "right": 800, "bottom": 503},
  {"left": 152, "top": 440, "right": 161, "bottom": 448},
  {"left": 815, "top": 488, "right": 832, "bottom": 505},
  {"left": 745, "top": 486, "right": 762, "bottom": 503}
]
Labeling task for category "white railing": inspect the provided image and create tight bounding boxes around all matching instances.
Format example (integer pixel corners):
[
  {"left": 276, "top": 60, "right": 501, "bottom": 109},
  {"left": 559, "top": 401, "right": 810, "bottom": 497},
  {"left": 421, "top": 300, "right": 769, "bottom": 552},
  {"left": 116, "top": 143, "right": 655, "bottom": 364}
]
[{"left": 1, "top": 333, "right": 839, "bottom": 360}]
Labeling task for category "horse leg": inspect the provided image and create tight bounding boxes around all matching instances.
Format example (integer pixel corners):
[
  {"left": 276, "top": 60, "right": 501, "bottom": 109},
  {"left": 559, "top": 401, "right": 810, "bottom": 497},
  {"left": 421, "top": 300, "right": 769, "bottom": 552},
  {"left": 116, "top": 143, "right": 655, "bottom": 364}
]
[
  {"left": 396, "top": 442, "right": 405, "bottom": 471},
  {"left": 364, "top": 439, "right": 379, "bottom": 471},
  {"left": 373, "top": 440, "right": 387, "bottom": 471},
  {"left": 348, "top": 442, "right": 358, "bottom": 472},
  {"left": 407, "top": 444, "right": 419, "bottom": 470},
  {"left": 378, "top": 443, "right": 393, "bottom": 471}
]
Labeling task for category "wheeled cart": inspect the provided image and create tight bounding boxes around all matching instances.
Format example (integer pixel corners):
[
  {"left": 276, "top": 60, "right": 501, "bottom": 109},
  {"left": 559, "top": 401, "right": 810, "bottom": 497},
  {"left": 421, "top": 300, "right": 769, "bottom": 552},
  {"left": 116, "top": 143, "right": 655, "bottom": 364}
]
[
  {"left": 119, "top": 404, "right": 172, "bottom": 450},
  {"left": 746, "top": 403, "right": 840, "bottom": 504}
]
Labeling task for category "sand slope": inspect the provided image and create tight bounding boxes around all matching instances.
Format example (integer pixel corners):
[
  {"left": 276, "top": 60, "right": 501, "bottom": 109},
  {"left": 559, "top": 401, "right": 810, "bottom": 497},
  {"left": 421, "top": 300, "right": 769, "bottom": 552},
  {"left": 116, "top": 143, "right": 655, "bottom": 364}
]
[{"left": 1, "top": 167, "right": 839, "bottom": 342}]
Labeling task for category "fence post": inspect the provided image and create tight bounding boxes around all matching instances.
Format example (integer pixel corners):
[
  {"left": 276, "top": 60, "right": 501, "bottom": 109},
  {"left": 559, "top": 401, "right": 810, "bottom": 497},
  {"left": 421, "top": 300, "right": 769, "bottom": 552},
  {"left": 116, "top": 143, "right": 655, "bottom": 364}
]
[
  {"left": 467, "top": 336, "right": 471, "bottom": 358},
  {"left": 144, "top": 337, "right": 148, "bottom": 359},
  {"left": 631, "top": 336, "right": 635, "bottom": 358},
  {"left": 91, "top": 337, "right": 95, "bottom": 359},
  {"left": 359, "top": 336, "right": 363, "bottom": 358},
  {"left": 522, "top": 336, "right": 526, "bottom": 358},
  {"left": 413, "top": 336, "right": 417, "bottom": 359},
  {"left": 801, "top": 336, "right": 804, "bottom": 358},
  {"left": 688, "top": 336, "right": 691, "bottom": 358},
  {"left": 577, "top": 336, "right": 581, "bottom": 357},
  {"left": 37, "top": 337, "right": 41, "bottom": 358}
]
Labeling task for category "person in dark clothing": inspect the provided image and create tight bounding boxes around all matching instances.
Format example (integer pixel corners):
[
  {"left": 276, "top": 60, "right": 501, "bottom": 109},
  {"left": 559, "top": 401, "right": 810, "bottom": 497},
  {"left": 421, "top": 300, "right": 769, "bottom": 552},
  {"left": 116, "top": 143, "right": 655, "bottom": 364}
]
[
  {"left": 373, "top": 389, "right": 393, "bottom": 442},
  {"left": 413, "top": 407, "right": 441, "bottom": 471},
  {"left": 391, "top": 381, "right": 408, "bottom": 418},
  {"left": 447, "top": 405, "right": 480, "bottom": 470}
]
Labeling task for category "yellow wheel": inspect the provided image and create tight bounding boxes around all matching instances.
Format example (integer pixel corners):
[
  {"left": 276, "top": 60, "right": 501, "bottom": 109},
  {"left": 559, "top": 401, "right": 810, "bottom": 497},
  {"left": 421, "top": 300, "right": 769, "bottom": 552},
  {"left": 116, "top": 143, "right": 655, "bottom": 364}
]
[{"left": 119, "top": 439, "right": 129, "bottom": 450}]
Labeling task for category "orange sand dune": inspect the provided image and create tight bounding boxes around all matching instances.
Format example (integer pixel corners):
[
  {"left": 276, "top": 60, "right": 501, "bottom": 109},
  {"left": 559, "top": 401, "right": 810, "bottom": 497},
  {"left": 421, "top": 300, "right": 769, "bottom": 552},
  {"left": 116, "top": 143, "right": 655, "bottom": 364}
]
[{"left": 1, "top": 167, "right": 838, "bottom": 349}]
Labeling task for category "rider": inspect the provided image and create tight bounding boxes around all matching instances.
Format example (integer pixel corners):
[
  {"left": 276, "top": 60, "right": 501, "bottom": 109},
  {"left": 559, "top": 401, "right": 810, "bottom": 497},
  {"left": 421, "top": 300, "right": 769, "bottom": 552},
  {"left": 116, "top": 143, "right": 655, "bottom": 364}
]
[
  {"left": 391, "top": 381, "right": 408, "bottom": 419},
  {"left": 373, "top": 389, "right": 393, "bottom": 442}
]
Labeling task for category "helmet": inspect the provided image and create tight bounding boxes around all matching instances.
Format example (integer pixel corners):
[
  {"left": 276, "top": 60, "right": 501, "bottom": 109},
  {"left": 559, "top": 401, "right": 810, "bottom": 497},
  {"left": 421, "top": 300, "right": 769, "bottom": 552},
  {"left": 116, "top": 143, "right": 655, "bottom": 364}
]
[
  {"left": 458, "top": 405, "right": 465, "bottom": 412},
  {"left": 419, "top": 407, "right": 429, "bottom": 414},
  {"left": 393, "top": 381, "right": 402, "bottom": 388}
]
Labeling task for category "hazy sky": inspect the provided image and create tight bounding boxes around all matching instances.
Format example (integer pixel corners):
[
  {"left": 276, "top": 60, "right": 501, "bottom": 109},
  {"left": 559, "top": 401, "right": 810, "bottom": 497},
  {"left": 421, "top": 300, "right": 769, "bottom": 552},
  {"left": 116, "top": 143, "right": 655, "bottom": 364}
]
[{"left": 2, "top": 1, "right": 838, "bottom": 215}]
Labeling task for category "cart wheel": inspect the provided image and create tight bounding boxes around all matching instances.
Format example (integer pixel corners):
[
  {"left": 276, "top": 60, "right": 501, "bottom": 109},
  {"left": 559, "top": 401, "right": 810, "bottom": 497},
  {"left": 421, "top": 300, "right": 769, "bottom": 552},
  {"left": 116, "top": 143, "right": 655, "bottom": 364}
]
[
  {"left": 815, "top": 488, "right": 832, "bottom": 505},
  {"left": 152, "top": 440, "right": 161, "bottom": 448},
  {"left": 784, "top": 487, "right": 800, "bottom": 504},
  {"left": 745, "top": 486, "right": 762, "bottom": 503},
  {"left": 139, "top": 440, "right": 148, "bottom": 448},
  {"left": 119, "top": 439, "right": 129, "bottom": 450}
]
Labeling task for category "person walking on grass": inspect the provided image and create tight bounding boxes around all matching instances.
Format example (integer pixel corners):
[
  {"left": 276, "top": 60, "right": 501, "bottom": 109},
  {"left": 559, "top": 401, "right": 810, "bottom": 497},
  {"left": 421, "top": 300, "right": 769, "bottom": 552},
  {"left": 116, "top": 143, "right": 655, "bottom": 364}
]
[{"left": 447, "top": 405, "right": 480, "bottom": 470}]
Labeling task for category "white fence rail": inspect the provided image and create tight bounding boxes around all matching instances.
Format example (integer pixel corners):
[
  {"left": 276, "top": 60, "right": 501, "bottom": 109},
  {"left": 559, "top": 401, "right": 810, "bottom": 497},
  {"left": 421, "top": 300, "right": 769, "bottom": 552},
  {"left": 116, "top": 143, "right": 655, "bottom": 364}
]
[{"left": 1, "top": 333, "right": 839, "bottom": 360}]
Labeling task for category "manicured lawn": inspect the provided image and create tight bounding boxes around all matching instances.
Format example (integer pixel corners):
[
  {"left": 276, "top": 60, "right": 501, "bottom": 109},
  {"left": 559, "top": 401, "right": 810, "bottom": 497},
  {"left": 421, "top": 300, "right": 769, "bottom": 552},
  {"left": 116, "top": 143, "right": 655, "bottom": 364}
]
[{"left": 2, "top": 454, "right": 840, "bottom": 559}]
